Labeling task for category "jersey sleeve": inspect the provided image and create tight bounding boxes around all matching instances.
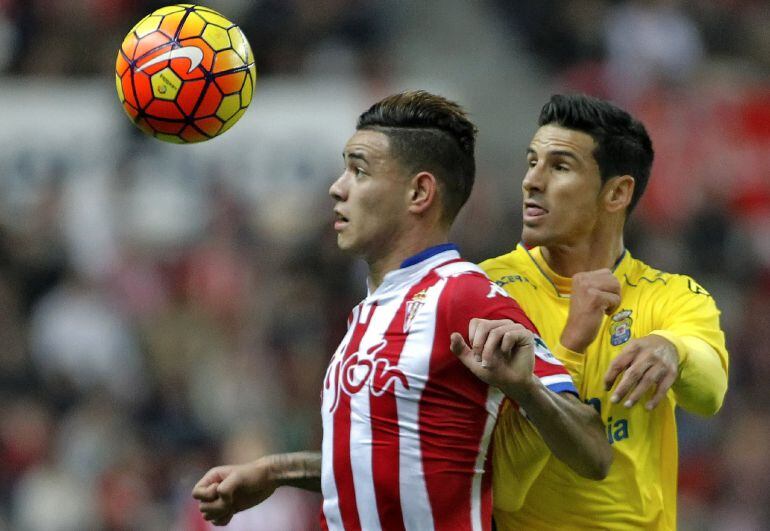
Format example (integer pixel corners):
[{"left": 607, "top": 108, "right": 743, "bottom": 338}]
[
  {"left": 445, "top": 273, "right": 577, "bottom": 396},
  {"left": 649, "top": 275, "right": 729, "bottom": 415},
  {"left": 492, "top": 402, "right": 550, "bottom": 513}
]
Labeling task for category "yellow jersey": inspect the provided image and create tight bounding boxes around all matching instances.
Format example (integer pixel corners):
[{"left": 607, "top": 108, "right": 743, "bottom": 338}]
[{"left": 481, "top": 245, "right": 729, "bottom": 531}]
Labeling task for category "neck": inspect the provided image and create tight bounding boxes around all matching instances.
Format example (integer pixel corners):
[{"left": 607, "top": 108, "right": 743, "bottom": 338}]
[
  {"left": 540, "top": 224, "right": 625, "bottom": 278},
  {"left": 366, "top": 225, "right": 449, "bottom": 291}
]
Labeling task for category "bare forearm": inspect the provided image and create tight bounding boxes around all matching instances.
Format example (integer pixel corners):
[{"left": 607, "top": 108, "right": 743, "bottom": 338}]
[
  {"left": 504, "top": 382, "right": 612, "bottom": 480},
  {"left": 261, "top": 451, "right": 323, "bottom": 492}
]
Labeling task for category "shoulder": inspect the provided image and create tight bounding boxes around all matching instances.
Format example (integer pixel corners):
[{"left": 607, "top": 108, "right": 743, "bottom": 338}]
[
  {"left": 480, "top": 246, "right": 541, "bottom": 299},
  {"left": 623, "top": 255, "right": 714, "bottom": 300},
  {"left": 479, "top": 245, "right": 529, "bottom": 279},
  {"left": 437, "top": 260, "right": 501, "bottom": 300},
  {"left": 438, "top": 261, "right": 537, "bottom": 333}
]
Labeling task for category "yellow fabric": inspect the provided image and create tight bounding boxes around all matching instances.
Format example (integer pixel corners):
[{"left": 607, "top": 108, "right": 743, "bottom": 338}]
[{"left": 482, "top": 245, "right": 729, "bottom": 531}]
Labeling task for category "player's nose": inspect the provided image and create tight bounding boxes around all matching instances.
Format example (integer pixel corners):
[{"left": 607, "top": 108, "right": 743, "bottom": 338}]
[
  {"left": 329, "top": 173, "right": 347, "bottom": 201},
  {"left": 522, "top": 165, "right": 545, "bottom": 193}
]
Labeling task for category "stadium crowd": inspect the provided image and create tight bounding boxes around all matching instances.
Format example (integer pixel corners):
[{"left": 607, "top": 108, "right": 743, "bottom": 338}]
[{"left": 0, "top": 0, "right": 767, "bottom": 529}]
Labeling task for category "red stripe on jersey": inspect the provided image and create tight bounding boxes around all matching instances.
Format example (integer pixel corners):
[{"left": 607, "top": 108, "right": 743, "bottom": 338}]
[
  {"left": 331, "top": 303, "right": 376, "bottom": 531},
  {"left": 369, "top": 270, "right": 444, "bottom": 531},
  {"left": 419, "top": 275, "right": 495, "bottom": 531}
]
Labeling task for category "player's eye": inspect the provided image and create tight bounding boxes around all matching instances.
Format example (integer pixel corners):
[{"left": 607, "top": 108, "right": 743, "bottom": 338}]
[
  {"left": 527, "top": 158, "right": 537, "bottom": 168},
  {"left": 355, "top": 167, "right": 367, "bottom": 178},
  {"left": 555, "top": 163, "right": 570, "bottom": 172}
]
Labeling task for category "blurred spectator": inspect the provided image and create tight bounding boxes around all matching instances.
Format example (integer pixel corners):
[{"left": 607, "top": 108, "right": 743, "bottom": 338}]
[
  {"left": 28, "top": 272, "right": 146, "bottom": 405},
  {"left": 0, "top": 0, "right": 393, "bottom": 80},
  {"left": 0, "top": 1, "right": 18, "bottom": 71},
  {"left": 603, "top": 0, "right": 704, "bottom": 104}
]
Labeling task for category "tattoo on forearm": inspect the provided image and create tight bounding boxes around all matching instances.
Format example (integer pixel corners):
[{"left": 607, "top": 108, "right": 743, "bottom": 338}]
[{"left": 270, "top": 452, "right": 322, "bottom": 491}]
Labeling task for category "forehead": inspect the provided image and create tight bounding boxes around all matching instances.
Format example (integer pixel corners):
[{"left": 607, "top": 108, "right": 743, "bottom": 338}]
[
  {"left": 343, "top": 129, "right": 392, "bottom": 159},
  {"left": 530, "top": 124, "right": 596, "bottom": 159}
]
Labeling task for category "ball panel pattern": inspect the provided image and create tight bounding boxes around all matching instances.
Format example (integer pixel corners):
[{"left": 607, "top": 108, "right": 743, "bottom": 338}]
[{"left": 115, "top": 4, "right": 256, "bottom": 143}]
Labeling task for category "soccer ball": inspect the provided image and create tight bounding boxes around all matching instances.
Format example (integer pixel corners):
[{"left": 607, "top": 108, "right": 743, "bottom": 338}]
[{"left": 115, "top": 4, "right": 256, "bottom": 144}]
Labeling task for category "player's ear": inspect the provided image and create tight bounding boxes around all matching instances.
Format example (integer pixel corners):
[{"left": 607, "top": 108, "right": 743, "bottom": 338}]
[
  {"left": 603, "top": 175, "right": 635, "bottom": 214},
  {"left": 408, "top": 171, "right": 438, "bottom": 215}
]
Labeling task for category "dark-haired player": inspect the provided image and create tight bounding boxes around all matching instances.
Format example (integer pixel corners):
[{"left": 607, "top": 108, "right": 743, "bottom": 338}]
[
  {"left": 193, "top": 91, "right": 611, "bottom": 530},
  {"left": 485, "top": 94, "right": 729, "bottom": 530}
]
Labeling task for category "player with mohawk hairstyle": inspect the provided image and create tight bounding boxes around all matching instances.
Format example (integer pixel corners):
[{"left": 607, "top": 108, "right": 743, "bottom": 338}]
[{"left": 193, "top": 91, "right": 612, "bottom": 530}]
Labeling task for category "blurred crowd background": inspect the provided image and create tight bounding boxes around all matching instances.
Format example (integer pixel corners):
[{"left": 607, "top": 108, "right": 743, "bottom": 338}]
[{"left": 0, "top": 0, "right": 768, "bottom": 529}]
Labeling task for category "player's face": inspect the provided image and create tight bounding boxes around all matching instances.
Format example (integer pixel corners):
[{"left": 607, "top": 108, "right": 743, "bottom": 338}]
[
  {"left": 329, "top": 129, "right": 411, "bottom": 259},
  {"left": 521, "top": 124, "right": 604, "bottom": 247}
]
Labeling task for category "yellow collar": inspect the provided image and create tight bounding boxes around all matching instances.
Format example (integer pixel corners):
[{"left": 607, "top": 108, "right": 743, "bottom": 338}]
[{"left": 523, "top": 245, "right": 630, "bottom": 298}]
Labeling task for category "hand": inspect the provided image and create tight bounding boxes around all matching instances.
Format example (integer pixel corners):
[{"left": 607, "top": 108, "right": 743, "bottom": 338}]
[
  {"left": 560, "top": 269, "right": 621, "bottom": 352},
  {"left": 192, "top": 460, "right": 277, "bottom": 526},
  {"left": 603, "top": 334, "right": 679, "bottom": 410},
  {"left": 450, "top": 318, "right": 536, "bottom": 401}
]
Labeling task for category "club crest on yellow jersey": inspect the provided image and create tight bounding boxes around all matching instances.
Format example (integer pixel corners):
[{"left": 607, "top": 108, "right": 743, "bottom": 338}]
[{"left": 609, "top": 309, "right": 633, "bottom": 346}]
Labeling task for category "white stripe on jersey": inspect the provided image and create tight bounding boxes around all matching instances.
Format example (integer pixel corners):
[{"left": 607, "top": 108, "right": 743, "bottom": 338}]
[
  {"left": 539, "top": 374, "right": 574, "bottom": 388},
  {"left": 396, "top": 279, "right": 445, "bottom": 531},
  {"left": 321, "top": 305, "right": 360, "bottom": 529},
  {"left": 348, "top": 298, "right": 404, "bottom": 531},
  {"left": 434, "top": 260, "right": 485, "bottom": 278},
  {"left": 471, "top": 385, "right": 504, "bottom": 531}
]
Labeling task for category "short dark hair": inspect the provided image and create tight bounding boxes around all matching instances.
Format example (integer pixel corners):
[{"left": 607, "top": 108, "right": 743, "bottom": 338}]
[
  {"left": 538, "top": 94, "right": 654, "bottom": 213},
  {"left": 357, "top": 90, "right": 477, "bottom": 223}
]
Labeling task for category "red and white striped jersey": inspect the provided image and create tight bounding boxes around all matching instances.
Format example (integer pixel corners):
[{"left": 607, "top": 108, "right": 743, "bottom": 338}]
[{"left": 320, "top": 245, "right": 575, "bottom": 531}]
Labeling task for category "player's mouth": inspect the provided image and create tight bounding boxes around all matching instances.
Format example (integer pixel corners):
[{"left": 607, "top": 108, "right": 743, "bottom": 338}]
[
  {"left": 334, "top": 211, "right": 349, "bottom": 231},
  {"left": 523, "top": 200, "right": 548, "bottom": 223}
]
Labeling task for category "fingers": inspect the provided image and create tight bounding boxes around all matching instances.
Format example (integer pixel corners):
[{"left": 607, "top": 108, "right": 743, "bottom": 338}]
[
  {"left": 589, "top": 269, "right": 621, "bottom": 294},
  {"left": 199, "top": 496, "right": 233, "bottom": 524},
  {"left": 645, "top": 371, "right": 677, "bottom": 410},
  {"left": 456, "top": 320, "right": 530, "bottom": 370},
  {"left": 603, "top": 292, "right": 622, "bottom": 315},
  {"left": 469, "top": 319, "right": 513, "bottom": 364},
  {"left": 217, "top": 474, "right": 237, "bottom": 506},
  {"left": 450, "top": 332, "right": 473, "bottom": 362},
  {"left": 587, "top": 287, "right": 621, "bottom": 315},
  {"left": 194, "top": 466, "right": 237, "bottom": 524},
  {"left": 468, "top": 318, "right": 479, "bottom": 351},
  {"left": 606, "top": 338, "right": 679, "bottom": 409},
  {"left": 212, "top": 515, "right": 234, "bottom": 527},
  {"left": 576, "top": 270, "right": 621, "bottom": 314},
  {"left": 474, "top": 320, "right": 529, "bottom": 367},
  {"left": 500, "top": 326, "right": 529, "bottom": 354},
  {"left": 604, "top": 343, "right": 639, "bottom": 390},
  {"left": 480, "top": 325, "right": 510, "bottom": 367},
  {"left": 609, "top": 354, "right": 655, "bottom": 406},
  {"left": 193, "top": 482, "right": 219, "bottom": 503},
  {"left": 192, "top": 467, "right": 227, "bottom": 500},
  {"left": 450, "top": 332, "right": 470, "bottom": 355},
  {"left": 573, "top": 269, "right": 621, "bottom": 295},
  {"left": 619, "top": 363, "right": 665, "bottom": 407}
]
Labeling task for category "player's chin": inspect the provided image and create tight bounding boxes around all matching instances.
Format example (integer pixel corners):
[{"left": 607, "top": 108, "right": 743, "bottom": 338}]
[
  {"left": 335, "top": 233, "right": 357, "bottom": 252},
  {"left": 521, "top": 226, "right": 549, "bottom": 247}
]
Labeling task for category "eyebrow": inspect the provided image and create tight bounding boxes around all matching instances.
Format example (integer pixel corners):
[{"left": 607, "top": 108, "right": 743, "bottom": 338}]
[
  {"left": 526, "top": 147, "right": 580, "bottom": 162},
  {"left": 343, "top": 151, "right": 368, "bottom": 163}
]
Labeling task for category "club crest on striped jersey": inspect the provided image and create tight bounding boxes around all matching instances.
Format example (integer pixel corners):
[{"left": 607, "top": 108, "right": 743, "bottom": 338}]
[
  {"left": 324, "top": 339, "right": 410, "bottom": 414},
  {"left": 403, "top": 289, "right": 428, "bottom": 332}
]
